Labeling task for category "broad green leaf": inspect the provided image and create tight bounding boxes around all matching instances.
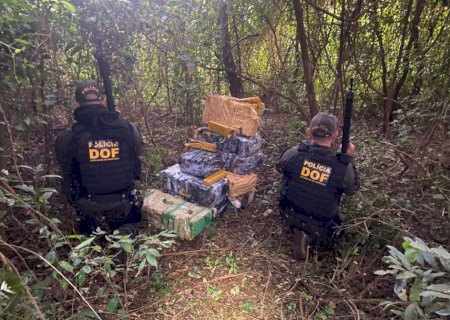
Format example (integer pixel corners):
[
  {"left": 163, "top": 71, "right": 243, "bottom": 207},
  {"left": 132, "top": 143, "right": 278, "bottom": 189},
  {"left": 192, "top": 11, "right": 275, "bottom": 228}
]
[
  {"left": 14, "top": 184, "right": 34, "bottom": 193},
  {"left": 403, "top": 241, "right": 412, "bottom": 250},
  {"left": 59, "top": 261, "right": 74, "bottom": 273},
  {"left": 78, "top": 270, "right": 85, "bottom": 286},
  {"left": 138, "top": 258, "right": 147, "bottom": 271},
  {"left": 106, "top": 297, "right": 119, "bottom": 313},
  {"left": 120, "top": 242, "right": 133, "bottom": 253},
  {"left": 147, "top": 248, "right": 161, "bottom": 257},
  {"left": 82, "top": 265, "right": 92, "bottom": 274},
  {"left": 159, "top": 231, "right": 178, "bottom": 238},
  {"left": 397, "top": 271, "right": 417, "bottom": 279},
  {"left": 118, "top": 309, "right": 127, "bottom": 319},
  {"left": 96, "top": 287, "right": 106, "bottom": 298},
  {"left": 374, "top": 269, "right": 398, "bottom": 275},
  {"left": 404, "top": 302, "right": 418, "bottom": 320},
  {"left": 75, "top": 237, "right": 95, "bottom": 250},
  {"left": 405, "top": 248, "right": 418, "bottom": 263},
  {"left": 61, "top": 0, "right": 76, "bottom": 13},
  {"left": 426, "top": 284, "right": 450, "bottom": 293},
  {"left": 397, "top": 290, "right": 408, "bottom": 302},
  {"left": 15, "top": 39, "right": 30, "bottom": 45},
  {"left": 409, "top": 278, "right": 424, "bottom": 302},
  {"left": 14, "top": 122, "right": 25, "bottom": 131},
  {"left": 324, "top": 304, "right": 335, "bottom": 315},
  {"left": 45, "top": 251, "right": 56, "bottom": 264},
  {"left": 146, "top": 254, "right": 158, "bottom": 267},
  {"left": 430, "top": 247, "right": 450, "bottom": 259},
  {"left": 421, "top": 291, "right": 450, "bottom": 299}
]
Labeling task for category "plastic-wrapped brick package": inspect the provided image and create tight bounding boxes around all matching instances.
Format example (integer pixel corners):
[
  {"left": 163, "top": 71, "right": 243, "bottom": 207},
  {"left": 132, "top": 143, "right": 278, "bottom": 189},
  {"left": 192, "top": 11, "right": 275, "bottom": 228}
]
[
  {"left": 160, "top": 164, "right": 228, "bottom": 214},
  {"left": 179, "top": 150, "right": 225, "bottom": 178},
  {"left": 196, "top": 128, "right": 262, "bottom": 157},
  {"left": 143, "top": 189, "right": 213, "bottom": 240},
  {"left": 227, "top": 135, "right": 262, "bottom": 156},
  {"left": 222, "top": 152, "right": 263, "bottom": 175}
]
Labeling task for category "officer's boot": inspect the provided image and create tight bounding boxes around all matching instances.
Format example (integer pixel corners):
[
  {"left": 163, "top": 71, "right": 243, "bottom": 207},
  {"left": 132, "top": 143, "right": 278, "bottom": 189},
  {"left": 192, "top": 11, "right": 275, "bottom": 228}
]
[{"left": 293, "top": 229, "right": 310, "bottom": 261}]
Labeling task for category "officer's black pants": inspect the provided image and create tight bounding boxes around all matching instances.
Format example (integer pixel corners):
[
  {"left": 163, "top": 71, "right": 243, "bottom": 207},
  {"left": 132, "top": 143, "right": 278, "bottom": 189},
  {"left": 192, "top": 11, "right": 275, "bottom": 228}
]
[
  {"left": 73, "top": 191, "right": 142, "bottom": 235},
  {"left": 280, "top": 206, "right": 342, "bottom": 247}
]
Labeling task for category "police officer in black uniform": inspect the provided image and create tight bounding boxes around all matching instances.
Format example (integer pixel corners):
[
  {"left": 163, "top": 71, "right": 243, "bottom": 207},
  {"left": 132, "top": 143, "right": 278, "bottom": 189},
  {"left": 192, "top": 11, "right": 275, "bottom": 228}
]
[
  {"left": 55, "top": 81, "right": 143, "bottom": 235},
  {"left": 276, "top": 112, "right": 359, "bottom": 261}
]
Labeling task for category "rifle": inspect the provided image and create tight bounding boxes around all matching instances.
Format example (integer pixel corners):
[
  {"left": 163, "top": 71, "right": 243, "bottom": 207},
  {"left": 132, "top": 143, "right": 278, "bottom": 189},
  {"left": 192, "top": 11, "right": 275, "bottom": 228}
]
[
  {"left": 94, "top": 36, "right": 115, "bottom": 112},
  {"left": 341, "top": 78, "right": 354, "bottom": 154}
]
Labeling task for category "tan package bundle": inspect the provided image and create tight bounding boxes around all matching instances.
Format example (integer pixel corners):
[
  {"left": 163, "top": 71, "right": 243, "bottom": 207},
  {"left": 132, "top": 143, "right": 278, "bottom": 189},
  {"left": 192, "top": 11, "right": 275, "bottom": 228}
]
[
  {"left": 143, "top": 189, "right": 213, "bottom": 240},
  {"left": 202, "top": 95, "right": 265, "bottom": 137},
  {"left": 227, "top": 172, "right": 258, "bottom": 198}
]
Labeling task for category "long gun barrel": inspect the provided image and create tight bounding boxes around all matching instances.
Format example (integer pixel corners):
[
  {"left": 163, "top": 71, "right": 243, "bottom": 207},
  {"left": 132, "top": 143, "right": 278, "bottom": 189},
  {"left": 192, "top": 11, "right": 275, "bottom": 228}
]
[
  {"left": 94, "top": 38, "right": 115, "bottom": 112},
  {"left": 341, "top": 78, "right": 354, "bottom": 154}
]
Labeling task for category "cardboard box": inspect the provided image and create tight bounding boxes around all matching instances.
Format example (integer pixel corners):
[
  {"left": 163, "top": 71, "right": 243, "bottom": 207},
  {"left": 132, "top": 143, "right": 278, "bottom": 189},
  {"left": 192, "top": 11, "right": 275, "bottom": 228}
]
[
  {"left": 202, "top": 95, "right": 264, "bottom": 137},
  {"left": 227, "top": 172, "right": 258, "bottom": 198},
  {"left": 143, "top": 189, "right": 213, "bottom": 240}
]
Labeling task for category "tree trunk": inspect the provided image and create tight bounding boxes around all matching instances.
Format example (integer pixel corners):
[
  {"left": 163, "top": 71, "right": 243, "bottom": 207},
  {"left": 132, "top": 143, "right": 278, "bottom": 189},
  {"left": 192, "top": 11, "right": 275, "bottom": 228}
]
[
  {"left": 218, "top": 1, "right": 244, "bottom": 98},
  {"left": 292, "top": 0, "right": 318, "bottom": 118},
  {"left": 391, "top": 0, "right": 425, "bottom": 115}
]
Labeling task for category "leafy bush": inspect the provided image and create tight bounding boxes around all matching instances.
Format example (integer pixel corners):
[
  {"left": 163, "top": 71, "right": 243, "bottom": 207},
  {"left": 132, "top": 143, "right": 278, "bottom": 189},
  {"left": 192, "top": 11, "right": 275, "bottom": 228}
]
[
  {"left": 375, "top": 237, "right": 450, "bottom": 319},
  {"left": 0, "top": 164, "right": 178, "bottom": 318},
  {"left": 1, "top": 224, "right": 177, "bottom": 318}
]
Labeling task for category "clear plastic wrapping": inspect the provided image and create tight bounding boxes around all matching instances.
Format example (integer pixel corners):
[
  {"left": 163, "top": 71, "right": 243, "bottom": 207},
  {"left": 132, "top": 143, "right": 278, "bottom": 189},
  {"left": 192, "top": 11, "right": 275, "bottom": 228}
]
[
  {"left": 196, "top": 128, "right": 262, "bottom": 157},
  {"left": 160, "top": 164, "right": 228, "bottom": 214},
  {"left": 222, "top": 152, "right": 263, "bottom": 175},
  {"left": 179, "top": 150, "right": 225, "bottom": 178}
]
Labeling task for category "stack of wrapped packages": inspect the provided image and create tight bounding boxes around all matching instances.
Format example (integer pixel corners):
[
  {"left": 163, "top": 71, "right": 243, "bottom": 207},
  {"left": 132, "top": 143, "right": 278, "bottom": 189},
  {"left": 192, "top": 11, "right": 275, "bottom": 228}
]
[{"left": 143, "top": 95, "right": 264, "bottom": 240}]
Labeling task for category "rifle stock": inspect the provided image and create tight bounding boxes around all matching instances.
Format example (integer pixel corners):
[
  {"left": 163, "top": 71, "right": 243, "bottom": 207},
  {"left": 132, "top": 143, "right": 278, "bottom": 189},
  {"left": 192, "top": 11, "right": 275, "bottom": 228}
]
[{"left": 341, "top": 78, "right": 354, "bottom": 154}]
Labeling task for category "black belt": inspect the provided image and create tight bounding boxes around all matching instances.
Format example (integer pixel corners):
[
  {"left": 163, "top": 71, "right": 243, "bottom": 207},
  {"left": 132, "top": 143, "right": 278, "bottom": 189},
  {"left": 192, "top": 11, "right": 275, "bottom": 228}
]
[{"left": 83, "top": 191, "right": 130, "bottom": 203}]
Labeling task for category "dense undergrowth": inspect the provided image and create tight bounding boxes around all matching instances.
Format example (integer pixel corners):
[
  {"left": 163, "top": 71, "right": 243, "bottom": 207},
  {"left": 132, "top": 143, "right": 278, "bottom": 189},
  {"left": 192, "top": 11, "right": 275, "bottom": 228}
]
[{"left": 1, "top": 100, "right": 449, "bottom": 319}]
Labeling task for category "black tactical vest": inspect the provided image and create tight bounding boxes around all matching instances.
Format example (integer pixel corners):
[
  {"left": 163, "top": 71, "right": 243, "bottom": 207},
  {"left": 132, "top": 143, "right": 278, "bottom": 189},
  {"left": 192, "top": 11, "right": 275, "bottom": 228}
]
[
  {"left": 283, "top": 143, "right": 348, "bottom": 220},
  {"left": 71, "top": 119, "right": 136, "bottom": 195}
]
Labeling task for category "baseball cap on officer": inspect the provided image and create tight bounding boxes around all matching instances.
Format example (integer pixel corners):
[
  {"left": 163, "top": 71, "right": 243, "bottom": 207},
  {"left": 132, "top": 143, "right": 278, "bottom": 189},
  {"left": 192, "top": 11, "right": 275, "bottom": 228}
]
[
  {"left": 75, "top": 81, "right": 103, "bottom": 105},
  {"left": 309, "top": 112, "right": 338, "bottom": 138}
]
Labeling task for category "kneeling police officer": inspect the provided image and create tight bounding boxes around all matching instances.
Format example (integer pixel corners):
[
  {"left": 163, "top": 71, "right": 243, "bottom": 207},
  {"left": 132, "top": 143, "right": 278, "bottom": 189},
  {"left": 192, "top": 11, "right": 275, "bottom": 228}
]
[
  {"left": 56, "top": 81, "right": 143, "bottom": 235},
  {"left": 276, "top": 112, "right": 359, "bottom": 260}
]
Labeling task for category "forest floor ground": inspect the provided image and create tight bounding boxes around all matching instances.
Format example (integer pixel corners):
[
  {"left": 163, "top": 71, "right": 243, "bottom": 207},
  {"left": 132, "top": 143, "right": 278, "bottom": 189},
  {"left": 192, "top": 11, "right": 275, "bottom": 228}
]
[
  {"left": 120, "top": 107, "right": 449, "bottom": 320},
  {"left": 7, "top": 105, "right": 447, "bottom": 319}
]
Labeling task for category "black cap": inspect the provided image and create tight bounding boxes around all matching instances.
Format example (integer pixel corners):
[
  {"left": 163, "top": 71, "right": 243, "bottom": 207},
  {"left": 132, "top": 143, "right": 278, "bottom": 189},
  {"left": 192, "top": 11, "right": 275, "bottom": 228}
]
[
  {"left": 75, "top": 81, "right": 103, "bottom": 105},
  {"left": 310, "top": 112, "right": 338, "bottom": 138}
]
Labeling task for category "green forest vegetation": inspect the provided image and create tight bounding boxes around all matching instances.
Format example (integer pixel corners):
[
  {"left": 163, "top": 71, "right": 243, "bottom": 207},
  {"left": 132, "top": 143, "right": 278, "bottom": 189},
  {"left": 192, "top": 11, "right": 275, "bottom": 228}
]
[{"left": 0, "top": 0, "right": 449, "bottom": 319}]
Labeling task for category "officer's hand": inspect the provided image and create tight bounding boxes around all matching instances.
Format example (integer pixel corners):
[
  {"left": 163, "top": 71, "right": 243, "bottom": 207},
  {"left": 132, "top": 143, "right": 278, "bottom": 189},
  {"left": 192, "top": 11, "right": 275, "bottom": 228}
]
[{"left": 346, "top": 142, "right": 356, "bottom": 156}]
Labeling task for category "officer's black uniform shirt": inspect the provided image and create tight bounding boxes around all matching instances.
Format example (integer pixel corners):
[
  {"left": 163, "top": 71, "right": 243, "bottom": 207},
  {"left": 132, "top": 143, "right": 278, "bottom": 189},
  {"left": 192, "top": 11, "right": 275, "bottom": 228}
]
[{"left": 55, "top": 104, "right": 143, "bottom": 198}]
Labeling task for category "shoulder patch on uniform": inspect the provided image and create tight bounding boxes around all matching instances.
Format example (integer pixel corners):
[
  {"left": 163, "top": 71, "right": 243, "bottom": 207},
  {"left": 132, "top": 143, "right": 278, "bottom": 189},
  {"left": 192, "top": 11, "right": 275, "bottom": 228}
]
[
  {"left": 300, "top": 159, "right": 332, "bottom": 186},
  {"left": 88, "top": 140, "right": 120, "bottom": 162}
]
